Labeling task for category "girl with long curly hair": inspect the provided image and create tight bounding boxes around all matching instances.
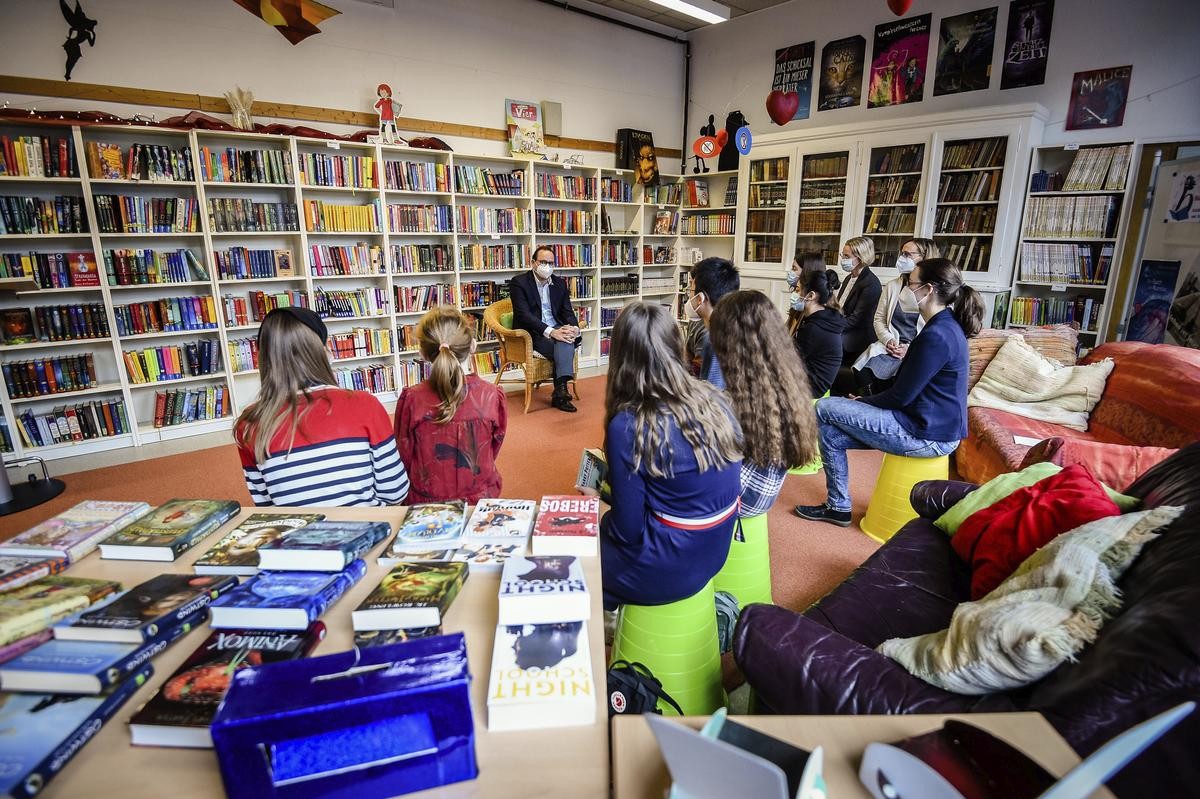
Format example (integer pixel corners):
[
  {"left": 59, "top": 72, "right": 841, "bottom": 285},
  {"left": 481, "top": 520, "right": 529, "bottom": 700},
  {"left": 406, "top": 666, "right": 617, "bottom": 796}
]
[{"left": 709, "top": 291, "right": 821, "bottom": 517}]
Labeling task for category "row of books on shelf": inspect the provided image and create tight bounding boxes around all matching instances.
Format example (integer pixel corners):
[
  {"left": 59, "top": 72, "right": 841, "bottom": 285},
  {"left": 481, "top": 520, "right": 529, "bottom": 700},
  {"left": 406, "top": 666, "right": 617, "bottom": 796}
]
[
  {"left": 1, "top": 304, "right": 110, "bottom": 345},
  {"left": 600, "top": 241, "right": 638, "bottom": 266},
  {"left": 644, "top": 183, "right": 683, "bottom": 206},
  {"left": 796, "top": 209, "right": 844, "bottom": 234},
  {"left": 222, "top": 290, "right": 306, "bottom": 327},
  {"left": 865, "top": 174, "right": 919, "bottom": 205},
  {"left": 214, "top": 247, "right": 294, "bottom": 281},
  {"left": 748, "top": 184, "right": 787, "bottom": 208},
  {"left": 745, "top": 239, "right": 783, "bottom": 262},
  {"left": 864, "top": 207, "right": 917, "bottom": 235},
  {"left": 113, "top": 296, "right": 219, "bottom": 336},
  {"left": 535, "top": 174, "right": 595, "bottom": 201},
  {"left": 1009, "top": 295, "right": 1104, "bottom": 330},
  {"left": 871, "top": 144, "right": 923, "bottom": 174},
  {"left": 197, "top": 146, "right": 293, "bottom": 185},
  {"left": 938, "top": 170, "right": 1000, "bottom": 202},
  {"left": 722, "top": 177, "right": 738, "bottom": 207},
  {"left": 1, "top": 251, "right": 100, "bottom": 289},
  {"left": 798, "top": 182, "right": 845, "bottom": 205},
  {"left": 1023, "top": 195, "right": 1120, "bottom": 239},
  {"left": 396, "top": 322, "right": 418, "bottom": 352},
  {"left": 746, "top": 210, "right": 785, "bottom": 234},
  {"left": 384, "top": 160, "right": 449, "bottom": 193},
  {"left": 473, "top": 349, "right": 503, "bottom": 374},
  {"left": 456, "top": 206, "right": 528, "bottom": 234},
  {"left": 561, "top": 274, "right": 593, "bottom": 299},
  {"left": 682, "top": 179, "right": 710, "bottom": 208},
  {"left": 309, "top": 243, "right": 382, "bottom": 275},
  {"left": 93, "top": 195, "right": 199, "bottom": 234},
  {"left": 1060, "top": 144, "right": 1131, "bottom": 192},
  {"left": 652, "top": 210, "right": 679, "bottom": 235},
  {"left": 207, "top": 198, "right": 298, "bottom": 233},
  {"left": 334, "top": 362, "right": 395, "bottom": 393},
  {"left": 934, "top": 205, "right": 997, "bottom": 234},
  {"left": 600, "top": 275, "right": 639, "bottom": 296},
  {"left": 393, "top": 243, "right": 453, "bottom": 272},
  {"left": 303, "top": 199, "right": 381, "bottom": 233},
  {"left": 802, "top": 154, "right": 847, "bottom": 179},
  {"left": 459, "top": 242, "right": 528, "bottom": 271},
  {"left": 124, "top": 339, "right": 221, "bottom": 384},
  {"left": 328, "top": 327, "right": 393, "bottom": 360},
  {"left": 387, "top": 203, "right": 452, "bottom": 233},
  {"left": 939, "top": 238, "right": 992, "bottom": 273},
  {"left": 0, "top": 133, "right": 77, "bottom": 178},
  {"left": 88, "top": 141, "right": 194, "bottom": 183},
  {"left": 941, "top": 137, "right": 1005, "bottom": 170},
  {"left": 458, "top": 280, "right": 508, "bottom": 309},
  {"left": 0, "top": 415, "right": 11, "bottom": 452},
  {"left": 750, "top": 158, "right": 788, "bottom": 182},
  {"left": 0, "top": 195, "right": 87, "bottom": 235},
  {"left": 312, "top": 286, "right": 388, "bottom": 318},
  {"left": 1018, "top": 242, "right": 1115, "bottom": 284},
  {"left": 152, "top": 384, "right": 230, "bottom": 428},
  {"left": 575, "top": 304, "right": 594, "bottom": 329},
  {"left": 453, "top": 165, "right": 524, "bottom": 196},
  {"left": 601, "top": 177, "right": 633, "bottom": 203},
  {"left": 226, "top": 337, "right": 258, "bottom": 372},
  {"left": 395, "top": 283, "right": 455, "bottom": 312},
  {"left": 298, "top": 152, "right": 376, "bottom": 189},
  {"left": 14, "top": 398, "right": 131, "bottom": 447},
  {"left": 2, "top": 353, "right": 98, "bottom": 399},
  {"left": 466, "top": 312, "right": 498, "bottom": 343},
  {"left": 645, "top": 245, "right": 675, "bottom": 264},
  {"left": 538, "top": 243, "right": 590, "bottom": 269},
  {"left": 600, "top": 306, "right": 621, "bottom": 327},
  {"left": 534, "top": 209, "right": 595, "bottom": 234},
  {"left": 679, "top": 212, "right": 733, "bottom": 236},
  {"left": 107, "top": 247, "right": 209, "bottom": 285}
]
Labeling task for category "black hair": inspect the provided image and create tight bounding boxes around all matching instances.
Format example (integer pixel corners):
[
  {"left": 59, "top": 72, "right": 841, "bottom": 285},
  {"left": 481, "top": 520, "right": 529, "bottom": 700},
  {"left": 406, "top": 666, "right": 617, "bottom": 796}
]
[
  {"left": 914, "top": 258, "right": 984, "bottom": 337},
  {"left": 801, "top": 269, "right": 842, "bottom": 312},
  {"left": 532, "top": 244, "right": 555, "bottom": 262},
  {"left": 794, "top": 251, "right": 826, "bottom": 278},
  {"left": 691, "top": 257, "right": 740, "bottom": 306}
]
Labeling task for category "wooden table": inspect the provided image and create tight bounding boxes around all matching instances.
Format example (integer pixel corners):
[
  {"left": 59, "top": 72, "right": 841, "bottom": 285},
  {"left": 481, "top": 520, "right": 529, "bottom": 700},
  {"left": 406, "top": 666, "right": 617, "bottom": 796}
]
[
  {"left": 40, "top": 506, "right": 610, "bottom": 799},
  {"left": 612, "top": 713, "right": 1117, "bottom": 799}
]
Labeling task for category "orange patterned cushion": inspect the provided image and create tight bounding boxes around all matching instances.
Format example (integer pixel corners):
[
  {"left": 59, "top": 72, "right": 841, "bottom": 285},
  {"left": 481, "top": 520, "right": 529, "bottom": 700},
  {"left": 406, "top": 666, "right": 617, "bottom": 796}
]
[{"left": 1081, "top": 342, "right": 1200, "bottom": 447}]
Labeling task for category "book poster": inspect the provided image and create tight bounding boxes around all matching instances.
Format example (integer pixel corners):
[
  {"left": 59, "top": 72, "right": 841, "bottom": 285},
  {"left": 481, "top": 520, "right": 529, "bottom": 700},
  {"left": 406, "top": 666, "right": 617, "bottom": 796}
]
[
  {"left": 1126, "top": 259, "right": 1181, "bottom": 344},
  {"left": 868, "top": 14, "right": 932, "bottom": 108},
  {"left": 934, "top": 7, "right": 999, "bottom": 96},
  {"left": 817, "top": 35, "right": 866, "bottom": 111},
  {"left": 505, "top": 99, "right": 544, "bottom": 159},
  {"left": 1065, "top": 65, "right": 1133, "bottom": 131},
  {"left": 1168, "top": 260, "right": 1200, "bottom": 349},
  {"left": 1000, "top": 0, "right": 1054, "bottom": 89},
  {"left": 1167, "top": 170, "right": 1200, "bottom": 224},
  {"left": 772, "top": 42, "right": 815, "bottom": 121}
]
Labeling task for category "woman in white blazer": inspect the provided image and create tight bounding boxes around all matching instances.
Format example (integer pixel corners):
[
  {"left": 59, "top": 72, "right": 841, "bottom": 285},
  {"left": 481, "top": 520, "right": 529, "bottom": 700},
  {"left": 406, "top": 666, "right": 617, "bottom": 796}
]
[{"left": 852, "top": 238, "right": 939, "bottom": 394}]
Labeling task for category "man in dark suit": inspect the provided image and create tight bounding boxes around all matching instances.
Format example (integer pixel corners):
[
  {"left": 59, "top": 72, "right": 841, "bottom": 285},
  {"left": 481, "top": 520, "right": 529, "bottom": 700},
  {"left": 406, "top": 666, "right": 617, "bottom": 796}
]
[{"left": 509, "top": 245, "right": 581, "bottom": 412}]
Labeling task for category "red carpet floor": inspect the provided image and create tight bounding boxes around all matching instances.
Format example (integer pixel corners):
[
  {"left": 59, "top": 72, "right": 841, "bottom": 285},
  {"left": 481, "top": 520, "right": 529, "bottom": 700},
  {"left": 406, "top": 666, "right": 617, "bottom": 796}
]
[{"left": 2, "top": 375, "right": 884, "bottom": 614}]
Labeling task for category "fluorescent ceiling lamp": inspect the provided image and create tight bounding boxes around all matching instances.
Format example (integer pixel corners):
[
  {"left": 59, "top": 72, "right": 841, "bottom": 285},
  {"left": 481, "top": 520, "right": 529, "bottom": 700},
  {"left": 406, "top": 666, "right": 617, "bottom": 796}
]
[{"left": 644, "top": 0, "right": 731, "bottom": 25}]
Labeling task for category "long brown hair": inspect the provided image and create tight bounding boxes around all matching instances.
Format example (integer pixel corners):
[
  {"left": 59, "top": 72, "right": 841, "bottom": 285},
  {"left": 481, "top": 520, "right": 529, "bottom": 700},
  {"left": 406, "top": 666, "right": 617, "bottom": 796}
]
[
  {"left": 710, "top": 291, "right": 819, "bottom": 469},
  {"left": 915, "top": 258, "right": 985, "bottom": 337},
  {"left": 417, "top": 306, "right": 474, "bottom": 424},
  {"left": 235, "top": 310, "right": 338, "bottom": 463},
  {"left": 605, "top": 302, "right": 741, "bottom": 478}
]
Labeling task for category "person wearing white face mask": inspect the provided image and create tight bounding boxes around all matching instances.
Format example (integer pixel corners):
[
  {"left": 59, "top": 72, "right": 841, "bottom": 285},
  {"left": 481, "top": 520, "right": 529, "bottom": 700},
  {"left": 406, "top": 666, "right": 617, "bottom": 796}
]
[
  {"left": 851, "top": 238, "right": 940, "bottom": 395},
  {"left": 509, "top": 245, "right": 581, "bottom": 412},
  {"left": 791, "top": 266, "right": 846, "bottom": 398},
  {"left": 833, "top": 236, "right": 882, "bottom": 378}
]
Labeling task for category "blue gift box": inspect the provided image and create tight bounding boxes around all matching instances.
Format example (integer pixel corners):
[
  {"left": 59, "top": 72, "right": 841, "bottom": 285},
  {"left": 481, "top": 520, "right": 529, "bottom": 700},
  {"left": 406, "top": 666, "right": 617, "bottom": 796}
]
[{"left": 211, "top": 632, "right": 477, "bottom": 799}]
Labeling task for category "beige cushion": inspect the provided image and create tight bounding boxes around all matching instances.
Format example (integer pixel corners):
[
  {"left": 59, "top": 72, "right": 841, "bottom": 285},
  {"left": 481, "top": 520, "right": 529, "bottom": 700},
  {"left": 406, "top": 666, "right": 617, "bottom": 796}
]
[
  {"left": 967, "top": 335, "right": 1114, "bottom": 431},
  {"left": 878, "top": 504, "right": 1182, "bottom": 695},
  {"left": 968, "top": 325, "right": 1078, "bottom": 391}
]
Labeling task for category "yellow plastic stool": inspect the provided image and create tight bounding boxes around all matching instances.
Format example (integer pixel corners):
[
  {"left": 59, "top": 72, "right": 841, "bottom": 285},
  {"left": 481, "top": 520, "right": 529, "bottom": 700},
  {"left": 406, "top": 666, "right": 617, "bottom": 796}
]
[
  {"left": 859, "top": 452, "right": 949, "bottom": 543},
  {"left": 609, "top": 579, "right": 726, "bottom": 716},
  {"left": 713, "top": 514, "right": 772, "bottom": 608}
]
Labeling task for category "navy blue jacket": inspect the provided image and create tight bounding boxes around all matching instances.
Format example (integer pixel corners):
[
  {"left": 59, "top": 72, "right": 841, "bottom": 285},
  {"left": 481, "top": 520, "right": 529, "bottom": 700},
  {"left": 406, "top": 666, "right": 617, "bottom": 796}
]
[{"left": 861, "top": 309, "right": 968, "bottom": 442}]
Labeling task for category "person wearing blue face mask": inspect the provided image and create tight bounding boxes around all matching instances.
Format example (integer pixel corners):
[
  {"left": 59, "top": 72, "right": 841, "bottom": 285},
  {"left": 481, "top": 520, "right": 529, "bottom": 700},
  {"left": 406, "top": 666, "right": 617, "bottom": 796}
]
[
  {"left": 834, "top": 236, "right": 882, "bottom": 373},
  {"left": 851, "top": 238, "right": 940, "bottom": 395},
  {"left": 791, "top": 265, "right": 846, "bottom": 398}
]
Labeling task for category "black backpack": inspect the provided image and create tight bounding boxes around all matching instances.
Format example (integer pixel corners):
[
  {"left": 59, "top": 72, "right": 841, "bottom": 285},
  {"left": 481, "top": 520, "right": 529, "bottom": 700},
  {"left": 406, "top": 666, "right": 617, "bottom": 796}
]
[{"left": 606, "top": 660, "right": 683, "bottom": 718}]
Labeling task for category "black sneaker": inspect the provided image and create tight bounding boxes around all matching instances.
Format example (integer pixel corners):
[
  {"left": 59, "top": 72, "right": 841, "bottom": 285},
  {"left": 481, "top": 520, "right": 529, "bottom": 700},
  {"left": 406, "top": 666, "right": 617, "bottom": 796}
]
[{"left": 793, "top": 503, "right": 852, "bottom": 527}]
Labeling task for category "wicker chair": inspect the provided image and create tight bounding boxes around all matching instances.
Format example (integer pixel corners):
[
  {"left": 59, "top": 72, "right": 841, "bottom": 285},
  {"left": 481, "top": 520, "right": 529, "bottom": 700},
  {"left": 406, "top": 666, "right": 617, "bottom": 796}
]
[{"left": 482, "top": 298, "right": 580, "bottom": 413}]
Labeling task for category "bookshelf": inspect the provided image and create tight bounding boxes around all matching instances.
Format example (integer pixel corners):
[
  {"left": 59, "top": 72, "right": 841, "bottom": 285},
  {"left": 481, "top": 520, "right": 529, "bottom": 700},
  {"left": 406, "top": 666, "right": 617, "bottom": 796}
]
[
  {"left": 794, "top": 150, "right": 852, "bottom": 267},
  {"left": 742, "top": 151, "right": 791, "bottom": 268},
  {"left": 861, "top": 140, "right": 928, "bottom": 272},
  {"left": 1006, "top": 141, "right": 1136, "bottom": 346},
  {"left": 932, "top": 136, "right": 1008, "bottom": 273},
  {"left": 674, "top": 170, "right": 737, "bottom": 321}
]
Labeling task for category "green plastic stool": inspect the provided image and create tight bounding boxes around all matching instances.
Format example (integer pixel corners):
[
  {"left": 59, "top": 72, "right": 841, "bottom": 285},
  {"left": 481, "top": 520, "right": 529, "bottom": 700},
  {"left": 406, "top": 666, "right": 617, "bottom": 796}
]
[
  {"left": 713, "top": 514, "right": 772, "bottom": 608},
  {"left": 609, "top": 579, "right": 726, "bottom": 716},
  {"left": 789, "top": 391, "right": 829, "bottom": 475}
]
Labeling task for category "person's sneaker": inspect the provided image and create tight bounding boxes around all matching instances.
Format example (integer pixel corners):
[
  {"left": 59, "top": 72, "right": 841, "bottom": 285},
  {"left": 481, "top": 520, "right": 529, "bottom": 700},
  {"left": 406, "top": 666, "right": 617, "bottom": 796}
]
[
  {"left": 714, "top": 590, "right": 740, "bottom": 654},
  {"left": 793, "top": 503, "right": 852, "bottom": 527}
]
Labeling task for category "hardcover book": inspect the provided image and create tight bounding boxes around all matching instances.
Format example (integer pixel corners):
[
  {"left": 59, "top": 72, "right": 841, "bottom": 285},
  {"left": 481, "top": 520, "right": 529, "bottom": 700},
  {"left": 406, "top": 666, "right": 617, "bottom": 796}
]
[
  {"left": 463, "top": 499, "right": 535, "bottom": 542},
  {"left": 0, "top": 500, "right": 151, "bottom": 563},
  {"left": 353, "top": 627, "right": 442, "bottom": 648},
  {"left": 486, "top": 621, "right": 595, "bottom": 732},
  {"left": 128, "top": 624, "right": 326, "bottom": 748},
  {"left": 575, "top": 448, "right": 607, "bottom": 494},
  {"left": 385, "top": 501, "right": 466, "bottom": 554},
  {"left": 498, "top": 556, "right": 589, "bottom": 625},
  {"left": 0, "top": 556, "right": 67, "bottom": 593},
  {"left": 450, "top": 542, "right": 525, "bottom": 571},
  {"left": 530, "top": 495, "right": 600, "bottom": 557},
  {"left": 54, "top": 574, "right": 237, "bottom": 643},
  {"left": 194, "top": 513, "right": 325, "bottom": 575},
  {"left": 377, "top": 548, "right": 456, "bottom": 568},
  {"left": 0, "top": 631, "right": 53, "bottom": 667},
  {"left": 209, "top": 560, "right": 367, "bottom": 630},
  {"left": 0, "top": 577, "right": 122, "bottom": 648},
  {"left": 1, "top": 609, "right": 202, "bottom": 694},
  {"left": 99, "top": 499, "right": 240, "bottom": 562},
  {"left": 0, "top": 665, "right": 153, "bottom": 799},
  {"left": 257, "top": 521, "right": 390, "bottom": 572},
  {"left": 351, "top": 562, "right": 468, "bottom": 631}
]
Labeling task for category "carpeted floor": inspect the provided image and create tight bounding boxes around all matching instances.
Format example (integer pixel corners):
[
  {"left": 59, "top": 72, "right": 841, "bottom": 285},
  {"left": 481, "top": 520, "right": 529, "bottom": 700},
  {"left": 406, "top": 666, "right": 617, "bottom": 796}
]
[{"left": 3, "top": 375, "right": 884, "bottom": 615}]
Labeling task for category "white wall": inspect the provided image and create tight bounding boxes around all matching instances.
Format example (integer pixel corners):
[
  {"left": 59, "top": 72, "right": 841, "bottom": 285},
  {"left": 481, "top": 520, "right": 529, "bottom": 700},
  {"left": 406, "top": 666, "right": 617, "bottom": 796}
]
[
  {"left": 688, "top": 0, "right": 1200, "bottom": 146},
  {"left": 0, "top": 0, "right": 685, "bottom": 164}
]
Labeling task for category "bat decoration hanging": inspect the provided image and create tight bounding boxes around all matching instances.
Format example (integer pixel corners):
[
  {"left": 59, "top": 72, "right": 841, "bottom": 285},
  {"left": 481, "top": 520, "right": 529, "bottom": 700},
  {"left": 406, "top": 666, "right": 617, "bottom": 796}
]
[{"left": 60, "top": 0, "right": 98, "bottom": 81}]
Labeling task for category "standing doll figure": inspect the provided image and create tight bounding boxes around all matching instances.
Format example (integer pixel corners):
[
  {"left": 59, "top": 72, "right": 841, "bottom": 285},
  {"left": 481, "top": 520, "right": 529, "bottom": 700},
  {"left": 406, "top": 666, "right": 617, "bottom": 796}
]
[{"left": 375, "top": 83, "right": 401, "bottom": 144}]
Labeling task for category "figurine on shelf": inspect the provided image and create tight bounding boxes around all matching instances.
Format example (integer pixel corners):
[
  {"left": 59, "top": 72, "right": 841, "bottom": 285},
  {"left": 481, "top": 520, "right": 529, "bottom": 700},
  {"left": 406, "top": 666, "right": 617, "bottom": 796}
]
[{"left": 374, "top": 83, "right": 402, "bottom": 145}]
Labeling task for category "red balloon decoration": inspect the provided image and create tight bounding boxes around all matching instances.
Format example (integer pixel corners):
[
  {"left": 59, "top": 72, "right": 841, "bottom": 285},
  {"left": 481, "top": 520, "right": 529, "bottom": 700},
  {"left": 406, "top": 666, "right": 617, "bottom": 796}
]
[
  {"left": 765, "top": 90, "right": 800, "bottom": 126},
  {"left": 887, "top": 0, "right": 913, "bottom": 16},
  {"left": 716, "top": 128, "right": 729, "bottom": 148}
]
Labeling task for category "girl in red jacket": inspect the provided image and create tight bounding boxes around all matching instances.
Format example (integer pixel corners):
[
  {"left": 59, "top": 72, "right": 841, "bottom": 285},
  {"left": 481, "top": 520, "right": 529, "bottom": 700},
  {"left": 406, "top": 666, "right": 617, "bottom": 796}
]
[{"left": 394, "top": 307, "right": 508, "bottom": 503}]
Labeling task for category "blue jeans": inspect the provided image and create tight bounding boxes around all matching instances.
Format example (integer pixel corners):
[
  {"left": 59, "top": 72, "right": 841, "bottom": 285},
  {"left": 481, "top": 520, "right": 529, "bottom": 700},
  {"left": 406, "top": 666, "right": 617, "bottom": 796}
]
[{"left": 815, "top": 397, "right": 960, "bottom": 512}]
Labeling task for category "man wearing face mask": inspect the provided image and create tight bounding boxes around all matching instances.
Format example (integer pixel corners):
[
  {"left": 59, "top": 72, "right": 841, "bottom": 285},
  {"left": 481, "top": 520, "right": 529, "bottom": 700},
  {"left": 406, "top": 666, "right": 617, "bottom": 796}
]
[
  {"left": 834, "top": 236, "right": 883, "bottom": 373},
  {"left": 685, "top": 257, "right": 741, "bottom": 389},
  {"left": 509, "top": 245, "right": 581, "bottom": 412}
]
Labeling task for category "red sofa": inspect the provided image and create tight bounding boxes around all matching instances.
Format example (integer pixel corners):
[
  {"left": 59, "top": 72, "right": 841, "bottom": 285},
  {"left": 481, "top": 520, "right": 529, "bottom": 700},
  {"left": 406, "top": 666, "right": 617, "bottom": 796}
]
[{"left": 957, "top": 340, "right": 1200, "bottom": 488}]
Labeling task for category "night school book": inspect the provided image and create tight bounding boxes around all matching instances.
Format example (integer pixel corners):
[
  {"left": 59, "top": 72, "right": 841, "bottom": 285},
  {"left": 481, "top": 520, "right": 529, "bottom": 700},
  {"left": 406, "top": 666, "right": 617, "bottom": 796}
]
[
  {"left": 256, "top": 520, "right": 390, "bottom": 572},
  {"left": 498, "top": 556, "right": 589, "bottom": 626},
  {"left": 128, "top": 624, "right": 326, "bottom": 748},
  {"left": 98, "top": 499, "right": 240, "bottom": 562},
  {"left": 0, "top": 577, "right": 122, "bottom": 648},
  {"left": 0, "top": 500, "right": 151, "bottom": 563},
  {"left": 193, "top": 513, "right": 326, "bottom": 575},
  {"left": 54, "top": 573, "right": 237, "bottom": 643},
  {"left": 351, "top": 562, "right": 468, "bottom": 631},
  {"left": 934, "top": 7, "right": 999, "bottom": 96},
  {"left": 487, "top": 621, "right": 595, "bottom": 732},
  {"left": 208, "top": 560, "right": 367, "bottom": 631},
  {"left": 0, "top": 665, "right": 152, "bottom": 799},
  {"left": 385, "top": 501, "right": 466, "bottom": 554},
  {"left": 463, "top": 499, "right": 536, "bottom": 542}
]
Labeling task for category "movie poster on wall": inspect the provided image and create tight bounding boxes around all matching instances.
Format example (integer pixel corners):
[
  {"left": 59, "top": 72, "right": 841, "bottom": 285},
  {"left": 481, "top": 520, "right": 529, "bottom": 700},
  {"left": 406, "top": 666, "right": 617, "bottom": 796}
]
[
  {"left": 934, "top": 7, "right": 999, "bottom": 96},
  {"left": 1000, "top": 0, "right": 1054, "bottom": 89},
  {"left": 817, "top": 35, "right": 866, "bottom": 111},
  {"left": 1126, "top": 259, "right": 1181, "bottom": 344},
  {"left": 1065, "top": 66, "right": 1132, "bottom": 131},
  {"left": 772, "top": 42, "right": 815, "bottom": 121},
  {"left": 867, "top": 14, "right": 932, "bottom": 109}
]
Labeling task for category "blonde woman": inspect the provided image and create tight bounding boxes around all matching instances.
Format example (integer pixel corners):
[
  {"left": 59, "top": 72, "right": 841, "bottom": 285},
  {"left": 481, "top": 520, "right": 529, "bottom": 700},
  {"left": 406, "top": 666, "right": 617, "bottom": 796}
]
[
  {"left": 853, "top": 237, "right": 941, "bottom": 393},
  {"left": 393, "top": 307, "right": 508, "bottom": 503},
  {"left": 235, "top": 307, "right": 408, "bottom": 507},
  {"left": 836, "top": 235, "right": 882, "bottom": 368}
]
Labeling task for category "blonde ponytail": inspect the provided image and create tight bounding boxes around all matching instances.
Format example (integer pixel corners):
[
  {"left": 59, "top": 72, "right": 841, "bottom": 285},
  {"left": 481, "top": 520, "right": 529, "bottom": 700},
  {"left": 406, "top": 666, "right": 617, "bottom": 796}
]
[{"left": 417, "top": 307, "right": 475, "bottom": 423}]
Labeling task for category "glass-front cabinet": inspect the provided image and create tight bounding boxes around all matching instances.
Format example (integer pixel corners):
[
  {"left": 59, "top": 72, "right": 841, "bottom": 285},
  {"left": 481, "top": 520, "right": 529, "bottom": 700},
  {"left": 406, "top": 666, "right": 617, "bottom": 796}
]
[
  {"left": 860, "top": 141, "right": 927, "bottom": 272},
  {"left": 794, "top": 149, "right": 853, "bottom": 267},
  {"left": 741, "top": 150, "right": 793, "bottom": 269}
]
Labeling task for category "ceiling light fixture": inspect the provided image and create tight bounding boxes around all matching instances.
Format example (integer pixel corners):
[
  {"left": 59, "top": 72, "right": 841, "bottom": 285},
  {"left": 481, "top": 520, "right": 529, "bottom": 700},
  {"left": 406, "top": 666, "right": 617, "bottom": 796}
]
[{"left": 644, "top": 0, "right": 730, "bottom": 25}]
